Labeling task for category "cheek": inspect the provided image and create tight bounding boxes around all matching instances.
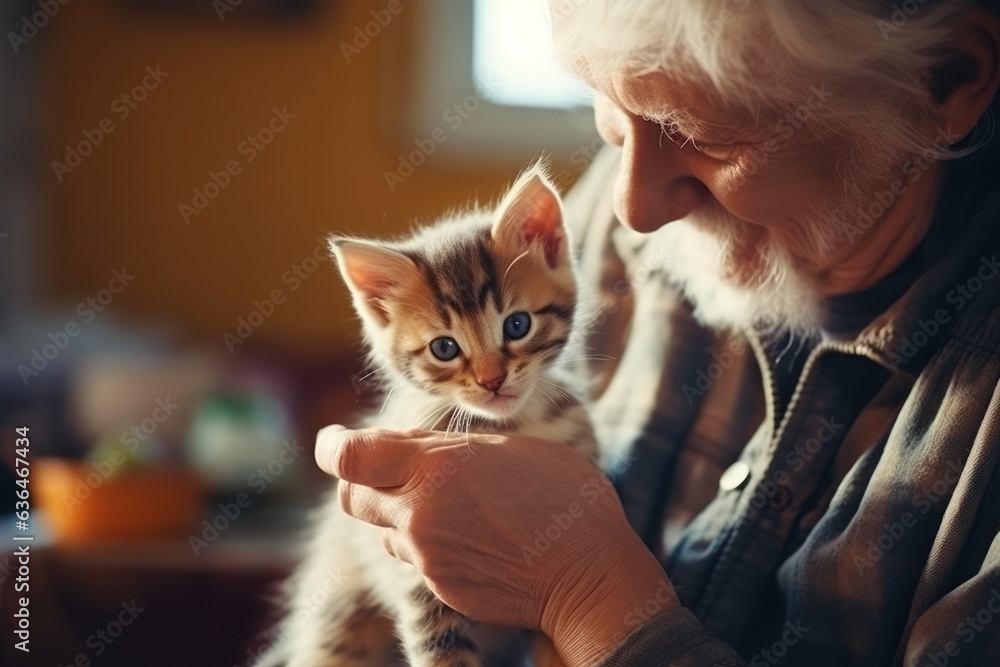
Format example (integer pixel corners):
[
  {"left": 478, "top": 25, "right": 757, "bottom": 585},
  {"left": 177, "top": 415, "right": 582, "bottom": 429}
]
[
  {"left": 414, "top": 357, "right": 476, "bottom": 390},
  {"left": 511, "top": 317, "right": 568, "bottom": 364},
  {"left": 708, "top": 144, "right": 844, "bottom": 232}
]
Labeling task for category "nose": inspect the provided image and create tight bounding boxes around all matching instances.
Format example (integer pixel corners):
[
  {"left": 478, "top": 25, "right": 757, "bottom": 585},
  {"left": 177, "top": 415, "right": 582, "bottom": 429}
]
[
  {"left": 601, "top": 103, "right": 711, "bottom": 233},
  {"left": 615, "top": 153, "right": 711, "bottom": 233},
  {"left": 477, "top": 371, "right": 507, "bottom": 393}
]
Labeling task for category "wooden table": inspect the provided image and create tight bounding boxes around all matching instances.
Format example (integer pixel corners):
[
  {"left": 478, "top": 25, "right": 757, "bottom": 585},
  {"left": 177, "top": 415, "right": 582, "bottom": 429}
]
[{"left": 1, "top": 508, "right": 301, "bottom": 667}]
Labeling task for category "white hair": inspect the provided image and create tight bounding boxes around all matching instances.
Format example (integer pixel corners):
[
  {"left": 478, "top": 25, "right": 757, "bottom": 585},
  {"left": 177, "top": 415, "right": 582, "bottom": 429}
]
[{"left": 553, "top": 0, "right": 992, "bottom": 176}]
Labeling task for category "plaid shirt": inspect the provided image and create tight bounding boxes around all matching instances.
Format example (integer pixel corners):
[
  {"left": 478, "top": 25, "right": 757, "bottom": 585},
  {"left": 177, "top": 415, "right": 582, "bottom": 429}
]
[{"left": 564, "top": 140, "right": 1000, "bottom": 666}]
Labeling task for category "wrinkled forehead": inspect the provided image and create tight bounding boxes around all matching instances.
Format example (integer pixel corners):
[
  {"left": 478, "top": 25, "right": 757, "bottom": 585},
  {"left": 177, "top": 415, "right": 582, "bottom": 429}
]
[
  {"left": 549, "top": 0, "right": 782, "bottom": 129},
  {"left": 589, "top": 69, "right": 758, "bottom": 135}
]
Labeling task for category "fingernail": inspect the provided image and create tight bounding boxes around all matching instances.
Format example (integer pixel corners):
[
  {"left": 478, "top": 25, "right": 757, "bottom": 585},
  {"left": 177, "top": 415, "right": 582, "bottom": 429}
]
[{"left": 315, "top": 424, "right": 347, "bottom": 473}]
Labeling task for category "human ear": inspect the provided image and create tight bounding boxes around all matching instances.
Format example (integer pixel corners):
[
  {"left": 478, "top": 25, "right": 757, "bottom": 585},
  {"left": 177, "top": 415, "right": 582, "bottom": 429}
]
[{"left": 927, "top": 6, "right": 1000, "bottom": 144}]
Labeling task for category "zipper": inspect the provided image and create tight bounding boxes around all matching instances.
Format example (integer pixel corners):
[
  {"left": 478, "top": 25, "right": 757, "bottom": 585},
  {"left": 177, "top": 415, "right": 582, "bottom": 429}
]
[
  {"left": 744, "top": 331, "right": 893, "bottom": 457},
  {"left": 745, "top": 330, "right": 781, "bottom": 442}
]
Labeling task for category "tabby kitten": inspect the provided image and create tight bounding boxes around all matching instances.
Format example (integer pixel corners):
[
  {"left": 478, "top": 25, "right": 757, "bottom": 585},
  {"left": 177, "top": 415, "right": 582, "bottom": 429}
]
[{"left": 257, "top": 165, "right": 597, "bottom": 667}]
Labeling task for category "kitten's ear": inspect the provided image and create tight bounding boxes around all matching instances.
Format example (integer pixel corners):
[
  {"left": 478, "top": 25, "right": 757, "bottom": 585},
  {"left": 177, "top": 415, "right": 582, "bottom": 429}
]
[
  {"left": 328, "top": 236, "right": 416, "bottom": 326},
  {"left": 491, "top": 167, "right": 568, "bottom": 269}
]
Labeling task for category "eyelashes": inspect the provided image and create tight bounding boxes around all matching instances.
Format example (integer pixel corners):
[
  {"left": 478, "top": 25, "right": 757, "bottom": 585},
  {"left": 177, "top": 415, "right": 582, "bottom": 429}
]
[
  {"left": 659, "top": 121, "right": 697, "bottom": 148},
  {"left": 695, "top": 142, "right": 742, "bottom": 161},
  {"left": 665, "top": 127, "right": 742, "bottom": 161},
  {"left": 644, "top": 116, "right": 744, "bottom": 162}
]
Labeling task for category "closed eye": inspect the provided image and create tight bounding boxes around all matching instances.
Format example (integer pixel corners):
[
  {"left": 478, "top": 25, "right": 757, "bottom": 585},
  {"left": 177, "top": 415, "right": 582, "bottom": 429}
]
[
  {"left": 650, "top": 118, "right": 742, "bottom": 161},
  {"left": 660, "top": 122, "right": 696, "bottom": 149},
  {"left": 693, "top": 141, "right": 741, "bottom": 161}
]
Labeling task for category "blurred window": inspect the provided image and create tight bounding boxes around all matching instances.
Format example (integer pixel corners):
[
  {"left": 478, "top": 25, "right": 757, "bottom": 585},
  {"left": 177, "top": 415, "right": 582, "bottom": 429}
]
[
  {"left": 473, "top": 0, "right": 592, "bottom": 109},
  {"left": 406, "top": 0, "right": 597, "bottom": 161}
]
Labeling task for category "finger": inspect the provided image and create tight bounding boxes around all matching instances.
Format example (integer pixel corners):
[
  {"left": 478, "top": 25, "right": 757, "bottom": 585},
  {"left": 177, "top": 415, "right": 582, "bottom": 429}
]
[
  {"left": 315, "top": 425, "right": 423, "bottom": 487},
  {"left": 337, "top": 480, "right": 400, "bottom": 528},
  {"left": 381, "top": 528, "right": 415, "bottom": 565},
  {"left": 314, "top": 423, "right": 347, "bottom": 477}
]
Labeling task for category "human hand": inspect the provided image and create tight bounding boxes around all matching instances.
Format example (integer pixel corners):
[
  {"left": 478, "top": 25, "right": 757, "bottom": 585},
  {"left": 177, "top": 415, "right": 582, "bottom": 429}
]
[{"left": 316, "top": 425, "right": 677, "bottom": 665}]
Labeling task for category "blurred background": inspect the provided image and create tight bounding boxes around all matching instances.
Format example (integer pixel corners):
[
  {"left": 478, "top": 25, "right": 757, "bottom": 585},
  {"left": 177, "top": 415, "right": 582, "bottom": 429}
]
[{"left": 0, "top": 0, "right": 599, "bottom": 664}]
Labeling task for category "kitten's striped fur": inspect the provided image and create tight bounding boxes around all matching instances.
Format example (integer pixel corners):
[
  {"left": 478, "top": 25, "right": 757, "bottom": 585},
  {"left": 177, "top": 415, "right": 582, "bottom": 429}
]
[{"left": 257, "top": 165, "right": 596, "bottom": 667}]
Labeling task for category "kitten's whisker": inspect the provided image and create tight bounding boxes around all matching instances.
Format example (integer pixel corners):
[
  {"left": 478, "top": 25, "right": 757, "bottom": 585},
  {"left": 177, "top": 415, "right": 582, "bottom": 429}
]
[
  {"left": 378, "top": 381, "right": 399, "bottom": 414},
  {"left": 414, "top": 403, "right": 451, "bottom": 431},
  {"left": 446, "top": 407, "right": 468, "bottom": 444},
  {"left": 414, "top": 401, "right": 446, "bottom": 423},
  {"left": 463, "top": 411, "right": 476, "bottom": 452},
  {"left": 412, "top": 404, "right": 436, "bottom": 429},
  {"left": 550, "top": 388, "right": 576, "bottom": 407},
  {"left": 540, "top": 378, "right": 575, "bottom": 398},
  {"left": 534, "top": 385, "right": 563, "bottom": 415},
  {"left": 445, "top": 407, "right": 464, "bottom": 440},
  {"left": 538, "top": 380, "right": 575, "bottom": 411},
  {"left": 544, "top": 398, "right": 567, "bottom": 418},
  {"left": 541, "top": 383, "right": 568, "bottom": 406},
  {"left": 460, "top": 409, "right": 472, "bottom": 450},
  {"left": 540, "top": 354, "right": 616, "bottom": 368},
  {"left": 534, "top": 386, "right": 556, "bottom": 408},
  {"left": 355, "top": 367, "right": 382, "bottom": 383},
  {"left": 538, "top": 392, "right": 564, "bottom": 418},
  {"left": 427, "top": 406, "right": 453, "bottom": 431},
  {"left": 500, "top": 250, "right": 531, "bottom": 297},
  {"left": 560, "top": 354, "right": 616, "bottom": 362}
]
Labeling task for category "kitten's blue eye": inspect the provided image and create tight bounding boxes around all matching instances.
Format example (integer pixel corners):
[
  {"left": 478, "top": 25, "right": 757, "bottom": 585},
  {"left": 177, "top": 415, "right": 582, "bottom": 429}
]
[
  {"left": 503, "top": 312, "right": 531, "bottom": 340},
  {"left": 430, "top": 337, "right": 460, "bottom": 361}
]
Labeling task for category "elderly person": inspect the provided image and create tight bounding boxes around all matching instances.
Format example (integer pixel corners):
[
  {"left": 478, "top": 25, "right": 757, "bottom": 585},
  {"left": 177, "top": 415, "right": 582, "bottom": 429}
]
[{"left": 318, "top": 1, "right": 1000, "bottom": 665}]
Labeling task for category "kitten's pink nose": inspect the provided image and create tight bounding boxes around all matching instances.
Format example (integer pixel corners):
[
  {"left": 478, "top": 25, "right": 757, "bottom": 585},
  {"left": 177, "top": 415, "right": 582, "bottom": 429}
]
[{"left": 478, "top": 372, "right": 507, "bottom": 393}]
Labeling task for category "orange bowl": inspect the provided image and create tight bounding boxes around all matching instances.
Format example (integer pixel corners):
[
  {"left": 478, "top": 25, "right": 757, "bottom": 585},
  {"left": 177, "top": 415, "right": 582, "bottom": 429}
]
[{"left": 35, "top": 459, "right": 206, "bottom": 544}]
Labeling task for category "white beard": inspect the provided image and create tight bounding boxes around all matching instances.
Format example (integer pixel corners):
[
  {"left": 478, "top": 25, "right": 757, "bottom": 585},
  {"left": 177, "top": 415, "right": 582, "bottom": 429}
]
[
  {"left": 648, "top": 141, "right": 915, "bottom": 341},
  {"left": 646, "top": 214, "right": 824, "bottom": 340}
]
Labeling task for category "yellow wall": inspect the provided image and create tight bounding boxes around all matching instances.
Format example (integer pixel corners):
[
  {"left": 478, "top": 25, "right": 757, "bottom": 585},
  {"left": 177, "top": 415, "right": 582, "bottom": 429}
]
[{"left": 44, "top": 1, "right": 555, "bottom": 350}]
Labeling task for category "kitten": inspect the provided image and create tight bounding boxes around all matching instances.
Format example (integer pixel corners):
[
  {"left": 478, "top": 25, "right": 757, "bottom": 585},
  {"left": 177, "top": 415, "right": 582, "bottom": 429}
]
[{"left": 256, "top": 165, "right": 597, "bottom": 667}]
